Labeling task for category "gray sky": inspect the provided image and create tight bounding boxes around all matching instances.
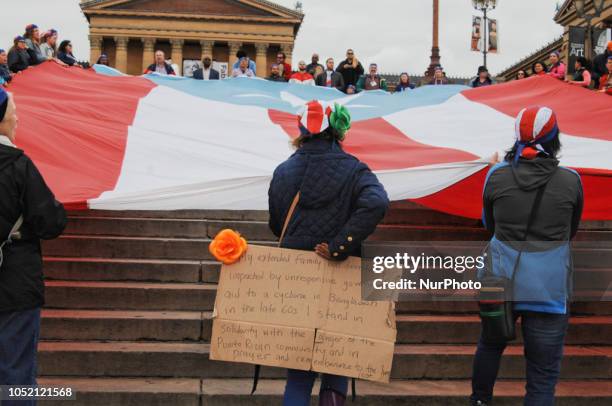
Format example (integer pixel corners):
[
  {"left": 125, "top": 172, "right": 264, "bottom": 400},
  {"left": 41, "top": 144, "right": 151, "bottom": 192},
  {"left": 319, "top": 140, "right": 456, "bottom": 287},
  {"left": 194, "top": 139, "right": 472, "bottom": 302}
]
[{"left": 1, "top": 0, "right": 563, "bottom": 76}]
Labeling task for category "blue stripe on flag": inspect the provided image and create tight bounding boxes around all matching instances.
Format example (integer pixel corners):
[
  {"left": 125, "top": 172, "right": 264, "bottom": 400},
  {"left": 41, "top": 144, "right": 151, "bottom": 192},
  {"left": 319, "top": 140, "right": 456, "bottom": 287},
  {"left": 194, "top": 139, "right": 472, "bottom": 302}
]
[{"left": 93, "top": 67, "right": 467, "bottom": 121}]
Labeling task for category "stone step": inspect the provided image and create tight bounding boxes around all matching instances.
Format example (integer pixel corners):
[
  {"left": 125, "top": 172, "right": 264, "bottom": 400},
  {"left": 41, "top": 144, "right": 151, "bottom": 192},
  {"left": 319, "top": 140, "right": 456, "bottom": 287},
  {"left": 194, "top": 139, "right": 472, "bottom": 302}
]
[
  {"left": 35, "top": 377, "right": 612, "bottom": 406},
  {"left": 36, "top": 341, "right": 612, "bottom": 379},
  {"left": 394, "top": 315, "right": 612, "bottom": 345},
  {"left": 66, "top": 206, "right": 612, "bottom": 231},
  {"left": 396, "top": 300, "right": 612, "bottom": 315},
  {"left": 372, "top": 225, "right": 612, "bottom": 242},
  {"left": 383, "top": 202, "right": 612, "bottom": 230},
  {"left": 43, "top": 257, "right": 205, "bottom": 283},
  {"left": 43, "top": 256, "right": 612, "bottom": 290},
  {"left": 42, "top": 236, "right": 612, "bottom": 267},
  {"left": 40, "top": 310, "right": 210, "bottom": 342},
  {"left": 65, "top": 216, "right": 276, "bottom": 241},
  {"left": 37, "top": 377, "right": 200, "bottom": 406},
  {"left": 43, "top": 280, "right": 612, "bottom": 314},
  {"left": 67, "top": 209, "right": 269, "bottom": 221},
  {"left": 42, "top": 236, "right": 274, "bottom": 260},
  {"left": 44, "top": 281, "right": 217, "bottom": 311},
  {"left": 42, "top": 257, "right": 223, "bottom": 283},
  {"left": 39, "top": 310, "right": 612, "bottom": 345},
  {"left": 63, "top": 216, "right": 611, "bottom": 242}
]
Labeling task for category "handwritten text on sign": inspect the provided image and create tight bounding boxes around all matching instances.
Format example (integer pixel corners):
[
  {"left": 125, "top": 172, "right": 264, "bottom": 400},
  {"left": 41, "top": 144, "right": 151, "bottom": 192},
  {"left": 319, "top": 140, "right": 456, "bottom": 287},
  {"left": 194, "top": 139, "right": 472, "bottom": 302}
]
[{"left": 210, "top": 245, "right": 396, "bottom": 383}]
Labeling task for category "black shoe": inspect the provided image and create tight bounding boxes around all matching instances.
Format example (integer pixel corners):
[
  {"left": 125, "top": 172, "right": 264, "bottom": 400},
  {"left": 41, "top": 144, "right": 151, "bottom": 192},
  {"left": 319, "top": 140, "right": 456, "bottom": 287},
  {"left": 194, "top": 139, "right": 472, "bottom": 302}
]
[{"left": 319, "top": 389, "right": 346, "bottom": 406}]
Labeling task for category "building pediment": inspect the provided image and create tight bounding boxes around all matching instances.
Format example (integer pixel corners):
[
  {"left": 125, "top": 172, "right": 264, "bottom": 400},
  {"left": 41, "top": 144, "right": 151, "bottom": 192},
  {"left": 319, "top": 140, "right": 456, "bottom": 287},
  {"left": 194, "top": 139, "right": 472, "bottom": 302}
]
[
  {"left": 554, "top": 0, "right": 576, "bottom": 24},
  {"left": 81, "top": 0, "right": 303, "bottom": 20}
]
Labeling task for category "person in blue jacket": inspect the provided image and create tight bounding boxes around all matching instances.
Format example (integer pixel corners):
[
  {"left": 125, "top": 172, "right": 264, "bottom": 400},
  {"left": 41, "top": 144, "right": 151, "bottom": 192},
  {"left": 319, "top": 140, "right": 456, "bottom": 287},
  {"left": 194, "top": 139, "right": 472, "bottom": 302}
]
[
  {"left": 470, "top": 106, "right": 583, "bottom": 406},
  {"left": 268, "top": 100, "right": 389, "bottom": 406}
]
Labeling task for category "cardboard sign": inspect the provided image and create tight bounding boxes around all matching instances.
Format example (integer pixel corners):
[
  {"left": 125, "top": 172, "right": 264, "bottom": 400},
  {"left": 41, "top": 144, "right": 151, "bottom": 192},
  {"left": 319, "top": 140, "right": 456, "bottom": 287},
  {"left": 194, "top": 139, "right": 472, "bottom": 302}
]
[{"left": 210, "top": 245, "right": 396, "bottom": 383}]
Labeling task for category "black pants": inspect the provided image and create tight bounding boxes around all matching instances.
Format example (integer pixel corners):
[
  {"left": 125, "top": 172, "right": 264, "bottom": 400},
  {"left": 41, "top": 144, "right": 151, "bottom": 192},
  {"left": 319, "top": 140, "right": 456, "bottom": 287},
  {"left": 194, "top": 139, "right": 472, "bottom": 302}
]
[
  {"left": 0, "top": 307, "right": 41, "bottom": 406},
  {"left": 471, "top": 311, "right": 569, "bottom": 406}
]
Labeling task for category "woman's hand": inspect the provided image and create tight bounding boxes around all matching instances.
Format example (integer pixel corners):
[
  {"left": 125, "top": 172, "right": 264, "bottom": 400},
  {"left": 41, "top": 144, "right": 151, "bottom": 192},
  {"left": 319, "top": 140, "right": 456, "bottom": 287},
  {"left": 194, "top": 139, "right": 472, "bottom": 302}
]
[
  {"left": 315, "top": 243, "right": 332, "bottom": 260},
  {"left": 488, "top": 152, "right": 500, "bottom": 167}
]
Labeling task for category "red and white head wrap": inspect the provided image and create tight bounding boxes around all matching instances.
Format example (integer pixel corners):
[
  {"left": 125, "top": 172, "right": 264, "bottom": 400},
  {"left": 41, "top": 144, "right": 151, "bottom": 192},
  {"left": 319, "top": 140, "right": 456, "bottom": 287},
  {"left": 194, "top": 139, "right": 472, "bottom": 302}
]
[
  {"left": 297, "top": 100, "right": 334, "bottom": 136},
  {"left": 513, "top": 106, "right": 559, "bottom": 165}
]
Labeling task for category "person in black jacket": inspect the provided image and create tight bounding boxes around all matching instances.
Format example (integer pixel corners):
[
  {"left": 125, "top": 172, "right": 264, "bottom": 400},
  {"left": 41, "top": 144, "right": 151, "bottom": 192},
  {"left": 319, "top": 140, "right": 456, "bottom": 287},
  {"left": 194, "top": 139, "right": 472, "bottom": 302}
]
[
  {"left": 335, "top": 49, "right": 364, "bottom": 92},
  {"left": 0, "top": 88, "right": 67, "bottom": 392},
  {"left": 266, "top": 64, "right": 287, "bottom": 82},
  {"left": 471, "top": 106, "right": 583, "bottom": 406},
  {"left": 7, "top": 36, "right": 31, "bottom": 73},
  {"left": 192, "top": 56, "right": 219, "bottom": 80},
  {"left": 315, "top": 58, "right": 344, "bottom": 91},
  {"left": 268, "top": 101, "right": 388, "bottom": 406}
]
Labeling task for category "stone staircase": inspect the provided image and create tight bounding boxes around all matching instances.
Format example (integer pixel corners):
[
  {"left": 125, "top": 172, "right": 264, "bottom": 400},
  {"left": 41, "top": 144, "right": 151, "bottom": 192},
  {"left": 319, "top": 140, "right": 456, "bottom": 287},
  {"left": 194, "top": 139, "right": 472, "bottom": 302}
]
[{"left": 37, "top": 203, "right": 612, "bottom": 405}]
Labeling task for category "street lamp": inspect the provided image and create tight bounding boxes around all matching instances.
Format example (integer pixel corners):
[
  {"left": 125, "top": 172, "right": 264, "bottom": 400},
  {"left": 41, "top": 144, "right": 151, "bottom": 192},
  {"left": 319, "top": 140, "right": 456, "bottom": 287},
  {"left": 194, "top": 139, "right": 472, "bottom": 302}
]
[
  {"left": 572, "top": 0, "right": 606, "bottom": 59},
  {"left": 472, "top": 0, "right": 498, "bottom": 69}
]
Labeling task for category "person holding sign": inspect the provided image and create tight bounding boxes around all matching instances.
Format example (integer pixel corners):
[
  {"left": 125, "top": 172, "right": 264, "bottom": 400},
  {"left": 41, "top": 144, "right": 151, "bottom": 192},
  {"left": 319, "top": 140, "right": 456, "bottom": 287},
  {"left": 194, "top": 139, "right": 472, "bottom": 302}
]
[{"left": 268, "top": 100, "right": 389, "bottom": 406}]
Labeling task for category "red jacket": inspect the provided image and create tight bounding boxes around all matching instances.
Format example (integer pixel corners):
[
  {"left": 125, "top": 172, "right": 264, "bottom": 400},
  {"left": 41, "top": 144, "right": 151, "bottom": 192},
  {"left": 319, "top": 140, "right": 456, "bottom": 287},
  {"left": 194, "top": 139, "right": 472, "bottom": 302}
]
[
  {"left": 289, "top": 71, "right": 315, "bottom": 85},
  {"left": 280, "top": 62, "right": 292, "bottom": 81},
  {"left": 599, "top": 73, "right": 612, "bottom": 95}
]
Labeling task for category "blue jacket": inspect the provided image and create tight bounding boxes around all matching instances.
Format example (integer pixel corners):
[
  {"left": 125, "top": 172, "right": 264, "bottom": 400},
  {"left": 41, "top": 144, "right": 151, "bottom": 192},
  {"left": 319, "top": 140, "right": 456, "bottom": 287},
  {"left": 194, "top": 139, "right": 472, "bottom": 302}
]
[{"left": 268, "top": 137, "right": 389, "bottom": 260}]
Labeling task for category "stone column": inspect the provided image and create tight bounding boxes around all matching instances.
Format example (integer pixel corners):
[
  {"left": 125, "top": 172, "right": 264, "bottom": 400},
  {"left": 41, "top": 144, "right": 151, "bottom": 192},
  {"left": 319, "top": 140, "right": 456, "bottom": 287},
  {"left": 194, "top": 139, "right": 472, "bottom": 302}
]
[
  {"left": 142, "top": 38, "right": 156, "bottom": 72},
  {"left": 89, "top": 35, "right": 103, "bottom": 65},
  {"left": 255, "top": 43, "right": 269, "bottom": 77},
  {"left": 170, "top": 39, "right": 184, "bottom": 74},
  {"left": 114, "top": 36, "right": 129, "bottom": 73},
  {"left": 200, "top": 40, "right": 214, "bottom": 59},
  {"left": 228, "top": 41, "right": 242, "bottom": 65},
  {"left": 281, "top": 43, "right": 293, "bottom": 66}
]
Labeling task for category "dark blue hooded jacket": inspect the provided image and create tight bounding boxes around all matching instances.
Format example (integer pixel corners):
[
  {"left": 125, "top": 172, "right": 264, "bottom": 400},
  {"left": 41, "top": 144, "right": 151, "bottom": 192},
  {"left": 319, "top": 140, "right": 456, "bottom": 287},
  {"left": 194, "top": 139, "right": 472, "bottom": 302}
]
[{"left": 268, "top": 137, "right": 388, "bottom": 260}]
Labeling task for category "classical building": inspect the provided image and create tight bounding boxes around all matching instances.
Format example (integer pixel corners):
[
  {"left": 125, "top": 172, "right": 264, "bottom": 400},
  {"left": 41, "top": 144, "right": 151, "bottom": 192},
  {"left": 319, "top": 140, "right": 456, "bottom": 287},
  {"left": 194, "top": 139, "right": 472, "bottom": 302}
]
[
  {"left": 80, "top": 0, "right": 304, "bottom": 76},
  {"left": 497, "top": 0, "right": 611, "bottom": 81}
]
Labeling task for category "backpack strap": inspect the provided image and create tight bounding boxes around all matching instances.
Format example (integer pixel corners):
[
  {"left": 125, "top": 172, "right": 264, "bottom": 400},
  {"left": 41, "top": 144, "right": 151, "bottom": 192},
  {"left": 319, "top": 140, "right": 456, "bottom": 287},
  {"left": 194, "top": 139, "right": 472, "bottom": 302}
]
[
  {"left": 278, "top": 192, "right": 300, "bottom": 247},
  {"left": 510, "top": 176, "right": 553, "bottom": 286}
]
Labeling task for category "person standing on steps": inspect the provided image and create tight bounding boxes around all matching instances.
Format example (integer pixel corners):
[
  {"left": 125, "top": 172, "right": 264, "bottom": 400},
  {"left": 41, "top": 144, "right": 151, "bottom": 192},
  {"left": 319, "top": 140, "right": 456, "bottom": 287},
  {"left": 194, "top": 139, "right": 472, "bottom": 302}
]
[
  {"left": 470, "top": 106, "right": 583, "bottom": 406},
  {"left": 268, "top": 100, "right": 389, "bottom": 406},
  {"left": 0, "top": 87, "right": 67, "bottom": 405}
]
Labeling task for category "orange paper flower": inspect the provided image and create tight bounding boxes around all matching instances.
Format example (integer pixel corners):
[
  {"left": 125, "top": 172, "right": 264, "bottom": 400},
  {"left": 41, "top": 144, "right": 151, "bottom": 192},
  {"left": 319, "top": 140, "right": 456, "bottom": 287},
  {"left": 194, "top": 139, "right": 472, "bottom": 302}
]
[{"left": 209, "top": 229, "right": 248, "bottom": 265}]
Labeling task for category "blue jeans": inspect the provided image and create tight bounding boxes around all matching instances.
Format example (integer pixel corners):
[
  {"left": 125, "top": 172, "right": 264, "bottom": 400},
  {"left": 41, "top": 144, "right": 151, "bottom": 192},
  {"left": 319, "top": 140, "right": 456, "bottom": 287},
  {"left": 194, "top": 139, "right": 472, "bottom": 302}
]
[
  {"left": 0, "top": 307, "right": 41, "bottom": 406},
  {"left": 283, "top": 369, "right": 348, "bottom": 406},
  {"left": 471, "top": 311, "right": 569, "bottom": 406}
]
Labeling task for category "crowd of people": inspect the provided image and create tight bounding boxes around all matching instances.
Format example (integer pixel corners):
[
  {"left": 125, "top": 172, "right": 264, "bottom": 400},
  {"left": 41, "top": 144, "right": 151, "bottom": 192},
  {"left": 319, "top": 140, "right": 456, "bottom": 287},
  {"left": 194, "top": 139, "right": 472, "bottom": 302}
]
[
  {"left": 2, "top": 23, "right": 611, "bottom": 97},
  {"left": 0, "top": 24, "right": 92, "bottom": 86},
  {"left": 516, "top": 43, "right": 612, "bottom": 95}
]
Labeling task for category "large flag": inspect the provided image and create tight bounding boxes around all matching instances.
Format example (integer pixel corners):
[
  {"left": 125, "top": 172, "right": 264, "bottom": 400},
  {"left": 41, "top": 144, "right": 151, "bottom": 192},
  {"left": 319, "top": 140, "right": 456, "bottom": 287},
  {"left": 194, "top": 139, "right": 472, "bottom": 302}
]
[{"left": 8, "top": 63, "right": 612, "bottom": 219}]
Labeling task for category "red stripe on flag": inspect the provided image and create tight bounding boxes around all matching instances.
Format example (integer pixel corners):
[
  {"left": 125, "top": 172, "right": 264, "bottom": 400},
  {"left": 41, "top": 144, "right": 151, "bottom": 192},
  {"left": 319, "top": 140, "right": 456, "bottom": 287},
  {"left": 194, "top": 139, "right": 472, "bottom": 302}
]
[
  {"left": 8, "top": 63, "right": 155, "bottom": 209},
  {"left": 463, "top": 75, "right": 612, "bottom": 142},
  {"left": 268, "top": 110, "right": 478, "bottom": 170},
  {"left": 412, "top": 167, "right": 612, "bottom": 221}
]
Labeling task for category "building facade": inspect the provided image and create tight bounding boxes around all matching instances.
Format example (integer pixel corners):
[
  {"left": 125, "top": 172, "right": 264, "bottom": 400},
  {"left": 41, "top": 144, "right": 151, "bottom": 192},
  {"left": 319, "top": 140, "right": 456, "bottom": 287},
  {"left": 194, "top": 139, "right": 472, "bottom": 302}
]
[
  {"left": 497, "top": 0, "right": 611, "bottom": 81},
  {"left": 80, "top": 0, "right": 304, "bottom": 76}
]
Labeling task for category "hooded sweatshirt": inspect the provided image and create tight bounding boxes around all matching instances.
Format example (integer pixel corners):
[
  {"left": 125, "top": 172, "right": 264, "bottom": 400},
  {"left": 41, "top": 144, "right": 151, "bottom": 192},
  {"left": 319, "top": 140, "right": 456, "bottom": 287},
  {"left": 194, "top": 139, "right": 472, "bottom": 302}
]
[
  {"left": 0, "top": 136, "right": 67, "bottom": 311},
  {"left": 482, "top": 157, "right": 583, "bottom": 314}
]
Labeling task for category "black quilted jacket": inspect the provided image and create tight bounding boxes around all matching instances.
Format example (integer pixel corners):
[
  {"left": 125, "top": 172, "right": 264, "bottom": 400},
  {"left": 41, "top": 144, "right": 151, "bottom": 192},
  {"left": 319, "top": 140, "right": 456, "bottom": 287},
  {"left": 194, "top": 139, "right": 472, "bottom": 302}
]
[{"left": 268, "top": 137, "right": 388, "bottom": 260}]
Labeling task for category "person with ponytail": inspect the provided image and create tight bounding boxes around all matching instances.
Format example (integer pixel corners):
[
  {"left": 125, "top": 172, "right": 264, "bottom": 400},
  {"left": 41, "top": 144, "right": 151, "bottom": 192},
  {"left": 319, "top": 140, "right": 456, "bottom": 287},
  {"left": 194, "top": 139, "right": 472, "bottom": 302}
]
[
  {"left": 470, "top": 106, "right": 583, "bottom": 406},
  {"left": 268, "top": 101, "right": 389, "bottom": 406}
]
